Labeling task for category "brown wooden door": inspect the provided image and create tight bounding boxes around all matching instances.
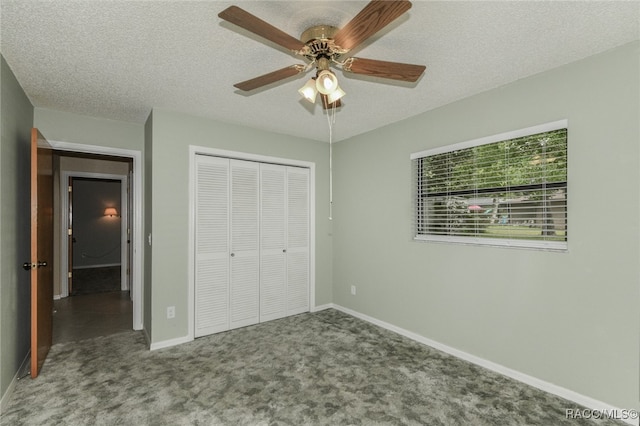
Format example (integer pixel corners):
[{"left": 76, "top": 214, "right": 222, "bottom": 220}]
[{"left": 30, "top": 128, "right": 54, "bottom": 378}]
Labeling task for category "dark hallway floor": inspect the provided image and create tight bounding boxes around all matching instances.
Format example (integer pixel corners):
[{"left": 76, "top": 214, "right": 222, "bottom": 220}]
[
  {"left": 71, "top": 265, "right": 121, "bottom": 296},
  {"left": 53, "top": 291, "right": 133, "bottom": 344}
]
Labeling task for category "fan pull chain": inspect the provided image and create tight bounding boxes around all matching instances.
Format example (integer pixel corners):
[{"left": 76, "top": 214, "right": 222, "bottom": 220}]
[{"left": 326, "top": 104, "right": 337, "bottom": 220}]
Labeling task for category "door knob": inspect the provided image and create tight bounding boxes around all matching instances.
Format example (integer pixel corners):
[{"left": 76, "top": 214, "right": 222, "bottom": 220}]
[
  {"left": 23, "top": 261, "right": 47, "bottom": 270},
  {"left": 230, "top": 253, "right": 235, "bottom": 257}
]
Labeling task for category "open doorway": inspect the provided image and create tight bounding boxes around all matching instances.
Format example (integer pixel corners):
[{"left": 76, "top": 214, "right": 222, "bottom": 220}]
[
  {"left": 67, "top": 175, "right": 128, "bottom": 296},
  {"left": 52, "top": 151, "right": 137, "bottom": 343}
]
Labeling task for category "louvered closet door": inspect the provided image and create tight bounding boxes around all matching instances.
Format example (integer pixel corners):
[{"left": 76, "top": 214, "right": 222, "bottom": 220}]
[
  {"left": 194, "top": 156, "right": 230, "bottom": 337},
  {"left": 259, "top": 164, "right": 287, "bottom": 322},
  {"left": 286, "top": 167, "right": 310, "bottom": 315},
  {"left": 229, "top": 160, "right": 260, "bottom": 329}
]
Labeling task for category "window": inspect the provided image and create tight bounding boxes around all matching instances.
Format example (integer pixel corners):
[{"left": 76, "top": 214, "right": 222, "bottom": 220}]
[{"left": 411, "top": 120, "right": 568, "bottom": 250}]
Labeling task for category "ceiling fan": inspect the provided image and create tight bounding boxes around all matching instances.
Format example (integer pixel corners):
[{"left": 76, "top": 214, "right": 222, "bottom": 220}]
[{"left": 218, "top": 0, "right": 426, "bottom": 109}]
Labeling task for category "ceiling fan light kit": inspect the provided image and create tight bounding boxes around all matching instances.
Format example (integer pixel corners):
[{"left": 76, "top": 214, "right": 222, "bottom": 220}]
[
  {"left": 315, "top": 70, "right": 338, "bottom": 95},
  {"left": 298, "top": 78, "right": 318, "bottom": 103},
  {"left": 326, "top": 85, "right": 346, "bottom": 105},
  {"left": 218, "top": 0, "right": 426, "bottom": 110}
]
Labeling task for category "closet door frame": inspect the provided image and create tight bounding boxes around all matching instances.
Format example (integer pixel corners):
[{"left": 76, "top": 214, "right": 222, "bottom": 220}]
[{"left": 187, "top": 146, "right": 315, "bottom": 342}]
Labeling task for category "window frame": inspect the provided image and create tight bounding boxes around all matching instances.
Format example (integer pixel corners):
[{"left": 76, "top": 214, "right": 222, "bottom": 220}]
[{"left": 411, "top": 120, "right": 568, "bottom": 251}]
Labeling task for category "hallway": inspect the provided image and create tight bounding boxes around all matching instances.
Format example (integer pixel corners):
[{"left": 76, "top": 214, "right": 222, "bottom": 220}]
[{"left": 53, "top": 291, "right": 133, "bottom": 344}]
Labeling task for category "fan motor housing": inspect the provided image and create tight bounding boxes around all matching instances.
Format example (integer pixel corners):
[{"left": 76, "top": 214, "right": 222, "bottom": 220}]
[
  {"left": 300, "top": 25, "right": 346, "bottom": 59},
  {"left": 300, "top": 25, "right": 338, "bottom": 43}
]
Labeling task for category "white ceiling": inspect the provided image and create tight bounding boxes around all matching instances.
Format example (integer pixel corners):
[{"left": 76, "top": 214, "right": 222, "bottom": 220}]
[{"left": 1, "top": 1, "right": 638, "bottom": 142}]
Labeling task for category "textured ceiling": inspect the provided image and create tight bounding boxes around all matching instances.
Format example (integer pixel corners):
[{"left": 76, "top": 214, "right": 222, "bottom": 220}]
[{"left": 1, "top": 1, "right": 638, "bottom": 142}]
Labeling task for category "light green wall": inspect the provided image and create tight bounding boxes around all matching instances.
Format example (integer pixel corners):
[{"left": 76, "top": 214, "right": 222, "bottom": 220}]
[
  {"left": 147, "top": 109, "right": 332, "bottom": 343},
  {"left": 0, "top": 56, "right": 33, "bottom": 403},
  {"left": 332, "top": 41, "right": 639, "bottom": 410},
  {"left": 33, "top": 108, "right": 143, "bottom": 151}
]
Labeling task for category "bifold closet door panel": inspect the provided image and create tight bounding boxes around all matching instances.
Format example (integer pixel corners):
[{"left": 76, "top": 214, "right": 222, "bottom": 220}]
[
  {"left": 259, "top": 164, "right": 287, "bottom": 322},
  {"left": 194, "top": 156, "right": 230, "bottom": 337},
  {"left": 229, "top": 160, "right": 260, "bottom": 329},
  {"left": 286, "top": 167, "right": 310, "bottom": 315}
]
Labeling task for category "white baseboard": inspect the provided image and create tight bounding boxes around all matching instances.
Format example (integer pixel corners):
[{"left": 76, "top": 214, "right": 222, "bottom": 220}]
[
  {"left": 311, "top": 303, "right": 333, "bottom": 312},
  {"left": 330, "top": 304, "right": 638, "bottom": 426},
  {"left": 0, "top": 352, "right": 30, "bottom": 415},
  {"left": 149, "top": 334, "right": 193, "bottom": 351}
]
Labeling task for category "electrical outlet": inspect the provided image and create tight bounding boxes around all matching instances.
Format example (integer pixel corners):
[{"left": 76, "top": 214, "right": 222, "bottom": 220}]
[
  {"left": 167, "top": 306, "right": 175, "bottom": 319},
  {"left": 350, "top": 285, "right": 356, "bottom": 296}
]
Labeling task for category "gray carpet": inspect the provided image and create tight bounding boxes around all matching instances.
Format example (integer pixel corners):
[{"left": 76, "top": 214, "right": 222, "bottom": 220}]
[{"left": 2, "top": 310, "right": 623, "bottom": 425}]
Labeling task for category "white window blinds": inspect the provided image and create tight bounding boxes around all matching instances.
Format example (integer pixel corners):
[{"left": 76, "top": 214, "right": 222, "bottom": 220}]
[{"left": 411, "top": 121, "right": 568, "bottom": 250}]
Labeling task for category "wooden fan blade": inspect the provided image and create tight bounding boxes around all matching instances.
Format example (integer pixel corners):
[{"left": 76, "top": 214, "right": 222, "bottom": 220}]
[
  {"left": 219, "top": 6, "right": 306, "bottom": 52},
  {"left": 234, "top": 65, "right": 304, "bottom": 91},
  {"left": 344, "top": 57, "right": 425, "bottom": 82},
  {"left": 333, "top": 0, "right": 412, "bottom": 52}
]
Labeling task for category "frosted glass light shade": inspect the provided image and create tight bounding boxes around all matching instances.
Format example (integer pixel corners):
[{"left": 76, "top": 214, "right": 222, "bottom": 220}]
[
  {"left": 316, "top": 70, "right": 338, "bottom": 95},
  {"left": 298, "top": 79, "right": 318, "bottom": 103},
  {"left": 326, "top": 85, "right": 346, "bottom": 104}
]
